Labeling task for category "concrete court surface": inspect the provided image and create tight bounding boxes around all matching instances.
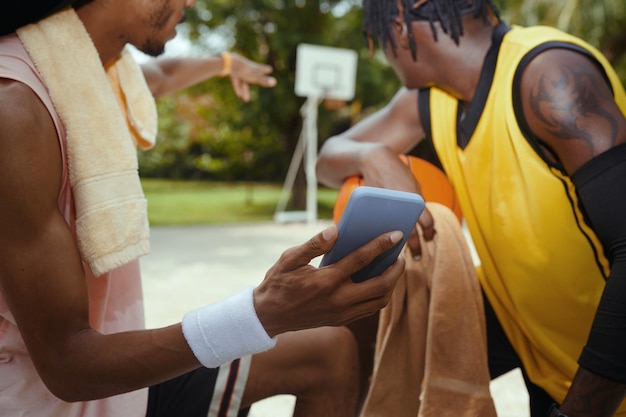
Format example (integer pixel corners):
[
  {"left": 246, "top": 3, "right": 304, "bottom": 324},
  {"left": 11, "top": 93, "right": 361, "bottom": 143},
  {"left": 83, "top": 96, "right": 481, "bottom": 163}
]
[{"left": 140, "top": 220, "right": 530, "bottom": 417}]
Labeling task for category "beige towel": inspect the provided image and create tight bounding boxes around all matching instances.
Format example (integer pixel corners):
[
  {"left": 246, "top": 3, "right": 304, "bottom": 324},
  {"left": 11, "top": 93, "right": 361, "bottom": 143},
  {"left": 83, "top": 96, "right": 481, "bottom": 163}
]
[
  {"left": 16, "top": 7, "right": 157, "bottom": 276},
  {"left": 361, "top": 203, "right": 497, "bottom": 417}
]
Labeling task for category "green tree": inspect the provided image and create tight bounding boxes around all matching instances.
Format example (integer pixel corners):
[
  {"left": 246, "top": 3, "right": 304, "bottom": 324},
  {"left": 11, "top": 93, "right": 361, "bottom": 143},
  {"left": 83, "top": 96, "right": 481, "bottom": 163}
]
[
  {"left": 141, "top": 0, "right": 400, "bottom": 209},
  {"left": 141, "top": 1, "right": 625, "bottom": 199},
  {"left": 494, "top": 0, "right": 626, "bottom": 80}
]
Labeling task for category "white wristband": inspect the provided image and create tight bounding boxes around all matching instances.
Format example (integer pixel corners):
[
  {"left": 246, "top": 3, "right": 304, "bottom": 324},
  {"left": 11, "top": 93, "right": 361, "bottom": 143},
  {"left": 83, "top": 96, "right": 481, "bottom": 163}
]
[{"left": 182, "top": 286, "right": 277, "bottom": 368}]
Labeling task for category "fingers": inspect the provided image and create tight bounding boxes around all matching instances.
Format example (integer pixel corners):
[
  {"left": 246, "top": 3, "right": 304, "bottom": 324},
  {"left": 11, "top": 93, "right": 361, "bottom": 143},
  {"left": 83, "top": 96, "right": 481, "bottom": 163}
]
[
  {"left": 227, "top": 53, "right": 277, "bottom": 101},
  {"left": 350, "top": 252, "right": 404, "bottom": 296},
  {"left": 275, "top": 226, "right": 403, "bottom": 277},
  {"left": 248, "top": 63, "right": 276, "bottom": 87},
  {"left": 230, "top": 77, "right": 250, "bottom": 102},
  {"left": 310, "top": 224, "right": 340, "bottom": 258},
  {"left": 230, "top": 53, "right": 276, "bottom": 89},
  {"left": 277, "top": 225, "right": 338, "bottom": 271},
  {"left": 407, "top": 206, "right": 435, "bottom": 260},
  {"left": 332, "top": 230, "right": 403, "bottom": 278},
  {"left": 419, "top": 206, "right": 435, "bottom": 241},
  {"left": 230, "top": 76, "right": 275, "bottom": 102},
  {"left": 406, "top": 226, "right": 422, "bottom": 260},
  {"left": 320, "top": 252, "right": 405, "bottom": 326},
  {"left": 255, "top": 228, "right": 405, "bottom": 336},
  {"left": 255, "top": 74, "right": 277, "bottom": 88},
  {"left": 243, "top": 62, "right": 275, "bottom": 85}
]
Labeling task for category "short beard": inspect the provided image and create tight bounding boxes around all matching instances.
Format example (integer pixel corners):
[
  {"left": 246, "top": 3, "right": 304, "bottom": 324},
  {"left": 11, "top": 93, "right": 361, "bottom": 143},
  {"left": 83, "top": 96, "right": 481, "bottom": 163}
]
[
  {"left": 138, "top": 40, "right": 166, "bottom": 57},
  {"left": 139, "top": 0, "right": 173, "bottom": 57}
]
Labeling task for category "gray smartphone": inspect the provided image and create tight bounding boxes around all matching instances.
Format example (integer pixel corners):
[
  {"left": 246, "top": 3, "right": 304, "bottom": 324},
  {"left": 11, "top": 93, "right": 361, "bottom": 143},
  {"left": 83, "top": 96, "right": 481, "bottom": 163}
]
[{"left": 319, "top": 186, "right": 425, "bottom": 283}]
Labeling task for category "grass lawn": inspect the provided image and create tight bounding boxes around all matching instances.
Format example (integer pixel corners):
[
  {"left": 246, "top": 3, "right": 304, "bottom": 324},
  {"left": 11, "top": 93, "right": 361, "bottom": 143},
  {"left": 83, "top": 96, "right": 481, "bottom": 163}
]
[{"left": 141, "top": 179, "right": 339, "bottom": 226}]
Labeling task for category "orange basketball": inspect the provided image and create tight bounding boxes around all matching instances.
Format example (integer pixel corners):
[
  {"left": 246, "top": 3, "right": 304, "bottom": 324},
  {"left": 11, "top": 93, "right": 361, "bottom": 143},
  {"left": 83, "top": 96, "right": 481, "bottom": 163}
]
[{"left": 332, "top": 155, "right": 462, "bottom": 224}]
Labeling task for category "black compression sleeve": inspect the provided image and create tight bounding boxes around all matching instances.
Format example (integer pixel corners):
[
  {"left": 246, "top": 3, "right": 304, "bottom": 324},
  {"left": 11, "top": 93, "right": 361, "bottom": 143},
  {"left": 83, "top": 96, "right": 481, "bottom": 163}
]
[{"left": 571, "top": 143, "right": 626, "bottom": 383}]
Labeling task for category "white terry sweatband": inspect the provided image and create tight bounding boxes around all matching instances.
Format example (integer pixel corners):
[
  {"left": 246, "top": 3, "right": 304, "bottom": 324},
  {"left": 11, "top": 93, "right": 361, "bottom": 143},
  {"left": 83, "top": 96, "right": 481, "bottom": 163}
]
[{"left": 182, "top": 286, "right": 277, "bottom": 368}]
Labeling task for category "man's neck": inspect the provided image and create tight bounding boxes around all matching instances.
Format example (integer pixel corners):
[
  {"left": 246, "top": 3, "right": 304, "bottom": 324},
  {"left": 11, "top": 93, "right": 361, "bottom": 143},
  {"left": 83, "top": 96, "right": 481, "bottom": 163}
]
[
  {"left": 439, "top": 22, "right": 496, "bottom": 104},
  {"left": 75, "top": 4, "right": 126, "bottom": 66}
]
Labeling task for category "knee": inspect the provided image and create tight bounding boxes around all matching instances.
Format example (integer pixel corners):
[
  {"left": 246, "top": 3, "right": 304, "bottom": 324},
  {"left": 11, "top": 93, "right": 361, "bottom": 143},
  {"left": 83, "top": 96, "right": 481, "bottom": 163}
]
[{"left": 313, "top": 326, "right": 359, "bottom": 386}]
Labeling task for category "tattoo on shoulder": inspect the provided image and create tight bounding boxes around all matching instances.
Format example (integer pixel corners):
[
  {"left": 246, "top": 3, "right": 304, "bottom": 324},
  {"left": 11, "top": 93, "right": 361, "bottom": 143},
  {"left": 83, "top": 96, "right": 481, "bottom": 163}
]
[{"left": 528, "top": 62, "right": 618, "bottom": 153}]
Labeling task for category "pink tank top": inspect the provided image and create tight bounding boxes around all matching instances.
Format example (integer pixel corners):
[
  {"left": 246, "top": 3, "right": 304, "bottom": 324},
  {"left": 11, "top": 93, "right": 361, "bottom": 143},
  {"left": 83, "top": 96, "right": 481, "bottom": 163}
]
[{"left": 0, "top": 34, "right": 148, "bottom": 417}]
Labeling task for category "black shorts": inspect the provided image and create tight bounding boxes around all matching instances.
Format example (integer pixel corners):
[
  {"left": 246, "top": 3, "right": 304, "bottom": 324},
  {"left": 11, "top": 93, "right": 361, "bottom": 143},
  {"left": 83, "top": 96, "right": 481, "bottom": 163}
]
[
  {"left": 146, "top": 356, "right": 251, "bottom": 417},
  {"left": 483, "top": 294, "right": 556, "bottom": 416}
]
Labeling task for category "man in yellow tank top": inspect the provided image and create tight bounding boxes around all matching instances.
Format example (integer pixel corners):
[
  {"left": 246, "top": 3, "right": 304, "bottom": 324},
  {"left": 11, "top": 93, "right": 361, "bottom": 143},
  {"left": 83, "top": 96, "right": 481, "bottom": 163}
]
[{"left": 317, "top": 1, "right": 626, "bottom": 416}]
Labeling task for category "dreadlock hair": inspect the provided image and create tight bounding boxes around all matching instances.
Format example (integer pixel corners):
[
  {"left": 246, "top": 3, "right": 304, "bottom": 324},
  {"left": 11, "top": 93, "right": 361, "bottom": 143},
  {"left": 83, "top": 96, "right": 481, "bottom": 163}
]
[{"left": 363, "top": 0, "right": 501, "bottom": 61}]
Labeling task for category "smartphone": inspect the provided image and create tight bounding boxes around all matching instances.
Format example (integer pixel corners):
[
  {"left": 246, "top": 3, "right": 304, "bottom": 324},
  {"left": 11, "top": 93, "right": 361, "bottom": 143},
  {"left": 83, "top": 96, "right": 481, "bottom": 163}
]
[{"left": 319, "top": 186, "right": 425, "bottom": 283}]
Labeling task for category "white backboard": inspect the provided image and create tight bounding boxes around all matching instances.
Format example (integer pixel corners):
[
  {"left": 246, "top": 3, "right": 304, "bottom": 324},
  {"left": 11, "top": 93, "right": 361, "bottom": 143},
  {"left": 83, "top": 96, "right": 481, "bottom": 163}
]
[{"left": 294, "top": 43, "right": 358, "bottom": 101}]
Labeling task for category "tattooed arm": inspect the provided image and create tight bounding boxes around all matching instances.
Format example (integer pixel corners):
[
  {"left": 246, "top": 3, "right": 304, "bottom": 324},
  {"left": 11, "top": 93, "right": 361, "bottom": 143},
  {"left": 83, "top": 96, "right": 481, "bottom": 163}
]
[
  {"left": 520, "top": 48, "right": 626, "bottom": 416},
  {"left": 520, "top": 48, "right": 625, "bottom": 174}
]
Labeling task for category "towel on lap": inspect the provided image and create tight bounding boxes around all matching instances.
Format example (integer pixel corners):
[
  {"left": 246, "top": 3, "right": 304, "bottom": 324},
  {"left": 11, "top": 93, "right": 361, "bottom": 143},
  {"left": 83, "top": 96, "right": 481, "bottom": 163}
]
[{"left": 361, "top": 203, "right": 496, "bottom": 417}]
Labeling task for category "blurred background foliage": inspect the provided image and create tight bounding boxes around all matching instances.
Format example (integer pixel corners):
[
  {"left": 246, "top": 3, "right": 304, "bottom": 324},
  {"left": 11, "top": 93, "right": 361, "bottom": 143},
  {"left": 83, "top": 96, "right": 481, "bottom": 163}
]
[
  {"left": 496, "top": 0, "right": 626, "bottom": 76},
  {"left": 138, "top": 0, "right": 626, "bottom": 207}
]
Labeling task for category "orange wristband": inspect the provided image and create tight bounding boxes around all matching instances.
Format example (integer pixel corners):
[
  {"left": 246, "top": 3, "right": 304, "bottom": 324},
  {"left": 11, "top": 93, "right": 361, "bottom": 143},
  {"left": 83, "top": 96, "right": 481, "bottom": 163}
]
[{"left": 219, "top": 51, "right": 232, "bottom": 77}]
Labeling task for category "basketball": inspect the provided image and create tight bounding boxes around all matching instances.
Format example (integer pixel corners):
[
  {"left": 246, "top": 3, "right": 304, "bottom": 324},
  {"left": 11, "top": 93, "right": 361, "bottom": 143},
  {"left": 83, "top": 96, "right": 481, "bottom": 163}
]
[{"left": 332, "top": 155, "right": 463, "bottom": 224}]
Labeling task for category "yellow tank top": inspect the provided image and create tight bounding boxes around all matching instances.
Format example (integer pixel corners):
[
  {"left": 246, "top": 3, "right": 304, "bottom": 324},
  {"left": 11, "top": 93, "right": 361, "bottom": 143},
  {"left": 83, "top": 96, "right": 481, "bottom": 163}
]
[{"left": 424, "top": 24, "right": 626, "bottom": 405}]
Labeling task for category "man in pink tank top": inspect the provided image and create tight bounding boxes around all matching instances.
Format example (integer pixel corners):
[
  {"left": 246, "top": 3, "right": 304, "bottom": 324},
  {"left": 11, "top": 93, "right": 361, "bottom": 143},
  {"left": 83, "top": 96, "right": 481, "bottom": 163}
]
[{"left": 0, "top": 1, "right": 405, "bottom": 416}]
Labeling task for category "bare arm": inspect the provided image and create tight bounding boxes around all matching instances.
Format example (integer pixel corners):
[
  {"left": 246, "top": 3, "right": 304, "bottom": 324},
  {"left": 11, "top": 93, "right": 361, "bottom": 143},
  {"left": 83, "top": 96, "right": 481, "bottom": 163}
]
[
  {"left": 0, "top": 79, "right": 200, "bottom": 401},
  {"left": 520, "top": 48, "right": 626, "bottom": 416},
  {"left": 317, "top": 87, "right": 425, "bottom": 190},
  {"left": 0, "top": 80, "right": 402, "bottom": 402},
  {"left": 141, "top": 52, "right": 276, "bottom": 100},
  {"left": 521, "top": 48, "right": 626, "bottom": 173}
]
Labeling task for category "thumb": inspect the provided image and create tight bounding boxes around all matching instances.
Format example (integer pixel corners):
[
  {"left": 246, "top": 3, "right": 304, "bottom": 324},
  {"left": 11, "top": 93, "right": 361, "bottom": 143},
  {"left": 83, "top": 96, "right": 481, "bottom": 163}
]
[
  {"left": 299, "top": 225, "right": 338, "bottom": 264},
  {"left": 274, "top": 225, "right": 339, "bottom": 272},
  {"left": 312, "top": 225, "right": 338, "bottom": 256},
  {"left": 273, "top": 225, "right": 337, "bottom": 271}
]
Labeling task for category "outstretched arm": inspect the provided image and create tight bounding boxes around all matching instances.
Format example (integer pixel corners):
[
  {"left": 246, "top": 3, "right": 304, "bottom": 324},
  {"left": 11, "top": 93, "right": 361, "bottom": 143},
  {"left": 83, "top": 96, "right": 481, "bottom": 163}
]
[
  {"left": 520, "top": 47, "right": 626, "bottom": 417},
  {"left": 141, "top": 52, "right": 276, "bottom": 100}
]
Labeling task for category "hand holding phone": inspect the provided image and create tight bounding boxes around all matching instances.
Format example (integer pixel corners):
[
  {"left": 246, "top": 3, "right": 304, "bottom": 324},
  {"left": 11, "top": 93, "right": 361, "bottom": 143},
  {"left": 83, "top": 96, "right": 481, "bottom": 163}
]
[{"left": 319, "top": 186, "right": 425, "bottom": 282}]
